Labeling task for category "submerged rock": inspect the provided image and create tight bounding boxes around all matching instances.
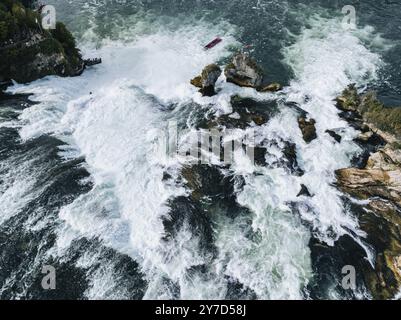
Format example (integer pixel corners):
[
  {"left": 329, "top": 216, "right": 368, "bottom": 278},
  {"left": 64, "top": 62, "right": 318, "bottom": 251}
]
[
  {"left": 190, "top": 64, "right": 222, "bottom": 97},
  {"left": 0, "top": 1, "right": 85, "bottom": 87},
  {"left": 326, "top": 130, "right": 342, "bottom": 143},
  {"left": 298, "top": 116, "right": 317, "bottom": 143},
  {"left": 224, "top": 53, "right": 264, "bottom": 88},
  {"left": 297, "top": 184, "right": 312, "bottom": 197}
]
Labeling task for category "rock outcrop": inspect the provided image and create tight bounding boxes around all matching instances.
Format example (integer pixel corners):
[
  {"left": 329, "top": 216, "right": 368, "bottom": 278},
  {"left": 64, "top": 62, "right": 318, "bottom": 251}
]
[
  {"left": 335, "top": 86, "right": 401, "bottom": 299},
  {"left": 298, "top": 116, "right": 317, "bottom": 143},
  {"left": 337, "top": 84, "right": 401, "bottom": 140},
  {"left": 259, "top": 82, "right": 282, "bottom": 92},
  {"left": 297, "top": 184, "right": 312, "bottom": 197},
  {"left": 224, "top": 53, "right": 264, "bottom": 88},
  {"left": 0, "top": 1, "right": 86, "bottom": 89},
  {"left": 190, "top": 64, "right": 222, "bottom": 96},
  {"left": 325, "top": 130, "right": 342, "bottom": 143}
]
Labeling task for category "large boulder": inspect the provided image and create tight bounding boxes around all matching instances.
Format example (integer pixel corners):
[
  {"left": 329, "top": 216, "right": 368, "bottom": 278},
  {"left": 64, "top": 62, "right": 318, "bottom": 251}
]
[
  {"left": 336, "top": 167, "right": 401, "bottom": 205},
  {"left": 190, "top": 64, "right": 222, "bottom": 96},
  {"left": 0, "top": 1, "right": 85, "bottom": 87},
  {"left": 224, "top": 53, "right": 264, "bottom": 88}
]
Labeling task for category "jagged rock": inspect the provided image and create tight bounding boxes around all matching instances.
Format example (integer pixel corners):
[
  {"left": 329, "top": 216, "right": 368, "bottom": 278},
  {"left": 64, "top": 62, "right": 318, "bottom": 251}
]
[
  {"left": 224, "top": 53, "right": 264, "bottom": 88},
  {"left": 336, "top": 84, "right": 401, "bottom": 299},
  {"left": 190, "top": 64, "right": 222, "bottom": 96},
  {"left": 366, "top": 146, "right": 401, "bottom": 171},
  {"left": 181, "top": 164, "right": 236, "bottom": 201},
  {"left": 298, "top": 117, "right": 317, "bottom": 143},
  {"left": 336, "top": 146, "right": 401, "bottom": 299},
  {"left": 336, "top": 84, "right": 360, "bottom": 112},
  {"left": 358, "top": 198, "right": 401, "bottom": 300},
  {"left": 254, "top": 147, "right": 267, "bottom": 166},
  {"left": 264, "top": 140, "right": 304, "bottom": 176},
  {"left": 0, "top": 1, "right": 84, "bottom": 86},
  {"left": 259, "top": 82, "right": 282, "bottom": 92},
  {"left": 326, "top": 130, "right": 342, "bottom": 143},
  {"left": 297, "top": 184, "right": 312, "bottom": 197},
  {"left": 336, "top": 86, "right": 401, "bottom": 139},
  {"left": 356, "top": 131, "right": 374, "bottom": 143},
  {"left": 336, "top": 167, "right": 401, "bottom": 206}
]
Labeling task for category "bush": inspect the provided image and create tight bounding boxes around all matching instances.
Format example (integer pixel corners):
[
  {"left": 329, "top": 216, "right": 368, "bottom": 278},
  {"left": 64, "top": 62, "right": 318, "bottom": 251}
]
[{"left": 359, "top": 92, "right": 401, "bottom": 137}]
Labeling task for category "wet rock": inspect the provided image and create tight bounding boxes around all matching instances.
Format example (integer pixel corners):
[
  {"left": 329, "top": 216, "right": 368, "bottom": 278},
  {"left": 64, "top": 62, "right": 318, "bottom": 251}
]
[
  {"left": 224, "top": 53, "right": 264, "bottom": 88},
  {"left": 336, "top": 147, "right": 401, "bottom": 299},
  {"left": 164, "top": 196, "right": 214, "bottom": 251},
  {"left": 297, "top": 184, "right": 312, "bottom": 197},
  {"left": 200, "top": 96, "right": 275, "bottom": 130},
  {"left": 254, "top": 147, "right": 267, "bottom": 166},
  {"left": 298, "top": 116, "right": 317, "bottom": 143},
  {"left": 282, "top": 142, "right": 304, "bottom": 176},
  {"left": 181, "top": 164, "right": 235, "bottom": 201},
  {"left": 325, "top": 130, "right": 342, "bottom": 143},
  {"left": 190, "top": 64, "right": 222, "bottom": 97},
  {"left": 259, "top": 82, "right": 282, "bottom": 92},
  {"left": 352, "top": 130, "right": 386, "bottom": 169},
  {"left": 335, "top": 84, "right": 401, "bottom": 299},
  {"left": 264, "top": 140, "right": 304, "bottom": 176},
  {"left": 356, "top": 199, "right": 401, "bottom": 300}
]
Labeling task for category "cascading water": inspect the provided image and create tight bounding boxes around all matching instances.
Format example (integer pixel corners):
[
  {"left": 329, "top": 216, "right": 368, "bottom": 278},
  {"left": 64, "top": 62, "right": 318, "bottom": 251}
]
[{"left": 1, "top": 0, "right": 399, "bottom": 300}]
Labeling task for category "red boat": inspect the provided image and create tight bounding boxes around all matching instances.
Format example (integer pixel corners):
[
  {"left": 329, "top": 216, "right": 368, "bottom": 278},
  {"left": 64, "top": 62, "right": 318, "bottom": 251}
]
[{"left": 204, "top": 37, "right": 222, "bottom": 50}]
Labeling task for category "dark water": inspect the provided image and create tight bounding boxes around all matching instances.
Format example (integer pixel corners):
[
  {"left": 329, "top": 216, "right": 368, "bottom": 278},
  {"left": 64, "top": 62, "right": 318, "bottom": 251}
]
[{"left": 1, "top": 0, "right": 400, "bottom": 299}]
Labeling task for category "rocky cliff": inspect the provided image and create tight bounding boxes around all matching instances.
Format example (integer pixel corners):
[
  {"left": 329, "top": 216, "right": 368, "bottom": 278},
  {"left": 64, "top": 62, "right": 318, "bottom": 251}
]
[
  {"left": 336, "top": 85, "right": 401, "bottom": 299},
  {"left": 0, "top": 0, "right": 84, "bottom": 89}
]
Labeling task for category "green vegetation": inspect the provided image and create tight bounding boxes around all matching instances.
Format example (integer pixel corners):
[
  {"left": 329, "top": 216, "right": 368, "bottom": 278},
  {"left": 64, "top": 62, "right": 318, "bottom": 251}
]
[
  {"left": 51, "top": 22, "right": 82, "bottom": 69},
  {"left": 0, "top": 0, "right": 83, "bottom": 84},
  {"left": 336, "top": 84, "right": 360, "bottom": 111},
  {"left": 358, "top": 92, "right": 401, "bottom": 137},
  {"left": 0, "top": 0, "right": 41, "bottom": 42},
  {"left": 338, "top": 85, "right": 401, "bottom": 138}
]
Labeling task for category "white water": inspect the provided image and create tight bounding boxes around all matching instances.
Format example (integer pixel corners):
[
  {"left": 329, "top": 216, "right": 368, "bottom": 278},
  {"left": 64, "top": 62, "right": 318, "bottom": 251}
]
[{"left": 5, "top": 13, "right": 385, "bottom": 299}]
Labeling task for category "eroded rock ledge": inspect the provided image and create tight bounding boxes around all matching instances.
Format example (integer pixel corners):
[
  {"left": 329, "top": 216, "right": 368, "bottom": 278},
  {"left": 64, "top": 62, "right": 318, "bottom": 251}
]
[{"left": 335, "top": 85, "right": 401, "bottom": 299}]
